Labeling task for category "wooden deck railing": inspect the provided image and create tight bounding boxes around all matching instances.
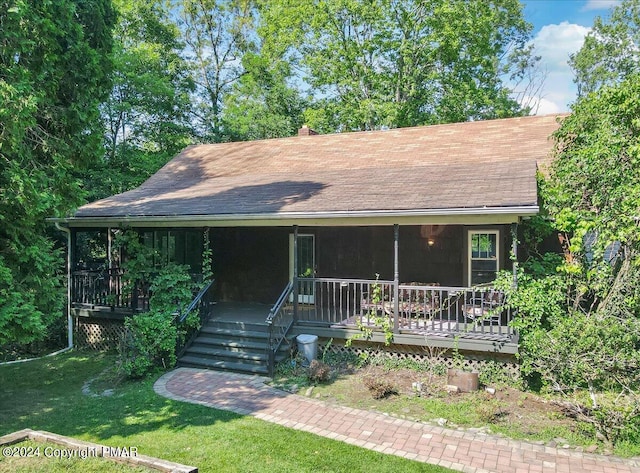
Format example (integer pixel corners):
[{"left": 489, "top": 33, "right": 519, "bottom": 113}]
[
  {"left": 265, "top": 281, "right": 294, "bottom": 377},
  {"left": 294, "top": 278, "right": 515, "bottom": 342},
  {"left": 71, "top": 269, "right": 148, "bottom": 311},
  {"left": 71, "top": 269, "right": 202, "bottom": 313}
]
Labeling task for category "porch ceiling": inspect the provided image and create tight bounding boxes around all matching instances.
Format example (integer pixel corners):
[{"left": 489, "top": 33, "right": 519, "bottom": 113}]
[{"left": 63, "top": 114, "right": 564, "bottom": 227}]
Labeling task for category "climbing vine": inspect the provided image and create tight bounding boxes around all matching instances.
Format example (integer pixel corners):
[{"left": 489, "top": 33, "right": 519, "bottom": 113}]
[
  {"left": 202, "top": 227, "right": 213, "bottom": 281},
  {"left": 346, "top": 274, "right": 394, "bottom": 350},
  {"left": 114, "top": 230, "right": 198, "bottom": 378}
]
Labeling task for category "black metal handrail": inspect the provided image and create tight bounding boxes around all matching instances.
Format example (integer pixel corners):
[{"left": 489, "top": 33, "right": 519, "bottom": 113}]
[
  {"left": 265, "top": 281, "right": 294, "bottom": 377},
  {"left": 175, "top": 279, "right": 215, "bottom": 358}
]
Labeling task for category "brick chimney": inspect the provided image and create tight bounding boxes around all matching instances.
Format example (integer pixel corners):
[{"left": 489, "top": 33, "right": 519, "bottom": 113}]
[{"left": 298, "top": 124, "right": 318, "bottom": 136}]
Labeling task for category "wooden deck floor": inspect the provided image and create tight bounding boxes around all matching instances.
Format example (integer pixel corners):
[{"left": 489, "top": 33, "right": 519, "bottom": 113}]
[{"left": 208, "top": 302, "right": 517, "bottom": 352}]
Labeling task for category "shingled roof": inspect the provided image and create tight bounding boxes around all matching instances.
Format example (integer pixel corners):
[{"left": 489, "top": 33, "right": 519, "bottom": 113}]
[{"left": 69, "top": 114, "right": 564, "bottom": 226}]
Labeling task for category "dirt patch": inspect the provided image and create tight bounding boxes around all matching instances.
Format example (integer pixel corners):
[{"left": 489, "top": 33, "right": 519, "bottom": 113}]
[{"left": 273, "top": 358, "right": 590, "bottom": 449}]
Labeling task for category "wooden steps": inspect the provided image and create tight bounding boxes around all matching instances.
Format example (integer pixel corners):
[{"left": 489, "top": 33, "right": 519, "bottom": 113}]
[{"left": 178, "top": 318, "right": 291, "bottom": 375}]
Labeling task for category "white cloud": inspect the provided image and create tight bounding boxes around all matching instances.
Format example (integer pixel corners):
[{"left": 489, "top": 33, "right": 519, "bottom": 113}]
[
  {"left": 522, "top": 96, "right": 562, "bottom": 116},
  {"left": 582, "top": 0, "right": 620, "bottom": 11},
  {"left": 529, "top": 22, "right": 591, "bottom": 114}
]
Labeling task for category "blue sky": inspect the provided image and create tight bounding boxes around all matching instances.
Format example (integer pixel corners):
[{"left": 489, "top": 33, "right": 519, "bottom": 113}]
[{"left": 520, "top": 0, "right": 620, "bottom": 114}]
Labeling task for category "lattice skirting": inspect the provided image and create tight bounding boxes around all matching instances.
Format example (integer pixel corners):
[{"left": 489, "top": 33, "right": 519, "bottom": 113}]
[
  {"left": 322, "top": 339, "right": 520, "bottom": 378},
  {"left": 75, "top": 318, "right": 126, "bottom": 351}
]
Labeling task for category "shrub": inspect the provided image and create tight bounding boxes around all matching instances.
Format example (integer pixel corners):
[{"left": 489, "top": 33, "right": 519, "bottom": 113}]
[
  {"left": 308, "top": 359, "right": 331, "bottom": 383},
  {"left": 363, "top": 375, "right": 397, "bottom": 399},
  {"left": 119, "top": 310, "right": 177, "bottom": 378},
  {"left": 478, "top": 360, "right": 521, "bottom": 389}
]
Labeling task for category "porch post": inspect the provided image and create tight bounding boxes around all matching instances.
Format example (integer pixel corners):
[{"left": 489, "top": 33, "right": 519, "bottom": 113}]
[
  {"left": 293, "top": 225, "right": 299, "bottom": 322},
  {"left": 107, "top": 227, "right": 112, "bottom": 269},
  {"left": 511, "top": 222, "right": 518, "bottom": 288},
  {"left": 393, "top": 224, "right": 399, "bottom": 332}
]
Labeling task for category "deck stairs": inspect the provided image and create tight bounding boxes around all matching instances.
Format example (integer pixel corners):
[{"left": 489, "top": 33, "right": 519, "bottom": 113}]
[{"left": 178, "top": 309, "right": 292, "bottom": 375}]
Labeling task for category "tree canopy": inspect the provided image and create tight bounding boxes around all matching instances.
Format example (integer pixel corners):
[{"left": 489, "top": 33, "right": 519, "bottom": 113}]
[
  {"left": 0, "top": 0, "right": 115, "bottom": 345},
  {"left": 259, "top": 0, "right": 536, "bottom": 131},
  {"left": 571, "top": 0, "right": 640, "bottom": 96},
  {"left": 505, "top": 72, "right": 640, "bottom": 447}
]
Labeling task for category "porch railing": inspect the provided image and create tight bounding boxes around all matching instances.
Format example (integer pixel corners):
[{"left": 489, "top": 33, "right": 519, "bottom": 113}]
[
  {"left": 295, "top": 278, "right": 515, "bottom": 341},
  {"left": 265, "top": 281, "right": 294, "bottom": 377},
  {"left": 71, "top": 269, "right": 202, "bottom": 313},
  {"left": 175, "top": 279, "right": 216, "bottom": 358},
  {"left": 71, "top": 269, "right": 149, "bottom": 311}
]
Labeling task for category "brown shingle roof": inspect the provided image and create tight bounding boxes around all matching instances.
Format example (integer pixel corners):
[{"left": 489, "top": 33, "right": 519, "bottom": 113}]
[{"left": 75, "top": 114, "right": 564, "bottom": 220}]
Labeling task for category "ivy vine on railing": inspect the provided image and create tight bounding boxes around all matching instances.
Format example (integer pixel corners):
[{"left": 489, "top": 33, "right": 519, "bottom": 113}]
[{"left": 346, "top": 274, "right": 395, "bottom": 348}]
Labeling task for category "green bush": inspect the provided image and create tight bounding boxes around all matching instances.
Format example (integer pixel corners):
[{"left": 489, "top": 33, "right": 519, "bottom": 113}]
[
  {"left": 113, "top": 237, "right": 198, "bottom": 378},
  {"left": 119, "top": 310, "right": 177, "bottom": 378},
  {"left": 478, "top": 360, "right": 521, "bottom": 389}
]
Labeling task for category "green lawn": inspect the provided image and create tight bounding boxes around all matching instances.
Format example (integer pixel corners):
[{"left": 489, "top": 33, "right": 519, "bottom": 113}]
[{"left": 0, "top": 353, "right": 451, "bottom": 473}]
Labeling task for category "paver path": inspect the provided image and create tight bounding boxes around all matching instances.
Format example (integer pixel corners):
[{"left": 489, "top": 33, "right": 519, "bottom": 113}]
[{"left": 154, "top": 368, "right": 640, "bottom": 473}]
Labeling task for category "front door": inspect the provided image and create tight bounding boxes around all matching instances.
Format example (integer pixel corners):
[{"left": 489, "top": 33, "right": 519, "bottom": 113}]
[{"left": 289, "top": 234, "right": 315, "bottom": 303}]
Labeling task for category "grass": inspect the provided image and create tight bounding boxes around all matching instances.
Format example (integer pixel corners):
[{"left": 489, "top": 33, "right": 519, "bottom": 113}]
[{"left": 0, "top": 352, "right": 452, "bottom": 473}]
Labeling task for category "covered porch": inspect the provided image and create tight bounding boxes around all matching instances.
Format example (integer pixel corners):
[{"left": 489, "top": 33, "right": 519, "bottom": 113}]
[{"left": 68, "top": 222, "right": 517, "bottom": 346}]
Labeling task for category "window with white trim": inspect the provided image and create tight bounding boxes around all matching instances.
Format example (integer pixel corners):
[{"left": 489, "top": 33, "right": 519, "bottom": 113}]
[{"left": 468, "top": 230, "right": 500, "bottom": 286}]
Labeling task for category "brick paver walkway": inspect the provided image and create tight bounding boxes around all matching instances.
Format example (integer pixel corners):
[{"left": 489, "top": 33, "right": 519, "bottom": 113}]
[{"left": 154, "top": 368, "right": 640, "bottom": 473}]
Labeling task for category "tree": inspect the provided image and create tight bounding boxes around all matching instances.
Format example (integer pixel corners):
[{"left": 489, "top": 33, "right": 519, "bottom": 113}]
[
  {"left": 177, "top": 0, "right": 257, "bottom": 142},
  {"left": 505, "top": 75, "right": 640, "bottom": 446},
  {"left": 570, "top": 0, "right": 640, "bottom": 96},
  {"left": 259, "top": 0, "right": 536, "bottom": 132},
  {"left": 88, "top": 0, "right": 194, "bottom": 201},
  {"left": 222, "top": 52, "right": 306, "bottom": 141},
  {"left": 0, "top": 0, "right": 115, "bottom": 346}
]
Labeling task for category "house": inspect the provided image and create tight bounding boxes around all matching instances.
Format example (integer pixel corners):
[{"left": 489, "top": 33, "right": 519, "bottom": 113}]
[{"left": 55, "top": 114, "right": 564, "bottom": 374}]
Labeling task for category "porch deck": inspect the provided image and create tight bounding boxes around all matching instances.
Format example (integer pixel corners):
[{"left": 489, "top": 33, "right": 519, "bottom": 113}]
[
  {"left": 70, "top": 271, "right": 519, "bottom": 356},
  {"left": 211, "top": 302, "right": 272, "bottom": 324},
  {"left": 212, "top": 299, "right": 517, "bottom": 355}
]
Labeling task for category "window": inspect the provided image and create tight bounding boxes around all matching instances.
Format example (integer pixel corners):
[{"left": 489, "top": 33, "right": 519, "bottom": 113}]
[
  {"left": 468, "top": 230, "right": 500, "bottom": 286},
  {"left": 142, "top": 229, "right": 203, "bottom": 272}
]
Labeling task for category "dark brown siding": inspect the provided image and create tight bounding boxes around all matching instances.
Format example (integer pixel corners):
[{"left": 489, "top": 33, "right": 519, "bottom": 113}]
[
  {"left": 212, "top": 225, "right": 511, "bottom": 303},
  {"left": 212, "top": 227, "right": 289, "bottom": 303},
  {"left": 314, "top": 226, "right": 465, "bottom": 285}
]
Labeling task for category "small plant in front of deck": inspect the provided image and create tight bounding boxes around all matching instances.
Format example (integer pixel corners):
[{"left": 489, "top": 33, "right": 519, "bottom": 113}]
[
  {"left": 346, "top": 274, "right": 394, "bottom": 347},
  {"left": 272, "top": 352, "right": 310, "bottom": 392},
  {"left": 362, "top": 374, "right": 398, "bottom": 399},
  {"left": 118, "top": 260, "right": 197, "bottom": 378},
  {"left": 308, "top": 359, "right": 331, "bottom": 383},
  {"left": 320, "top": 337, "right": 333, "bottom": 363},
  {"left": 450, "top": 335, "right": 466, "bottom": 371}
]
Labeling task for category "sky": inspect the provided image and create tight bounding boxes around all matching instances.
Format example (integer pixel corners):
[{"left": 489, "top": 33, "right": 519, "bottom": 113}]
[{"left": 520, "top": 0, "right": 621, "bottom": 114}]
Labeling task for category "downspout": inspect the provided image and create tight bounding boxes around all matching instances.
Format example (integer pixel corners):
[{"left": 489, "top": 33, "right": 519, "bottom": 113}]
[{"left": 55, "top": 222, "right": 73, "bottom": 350}]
